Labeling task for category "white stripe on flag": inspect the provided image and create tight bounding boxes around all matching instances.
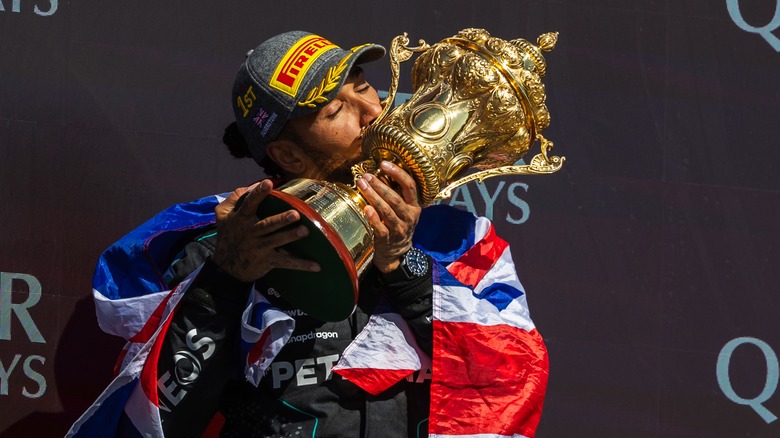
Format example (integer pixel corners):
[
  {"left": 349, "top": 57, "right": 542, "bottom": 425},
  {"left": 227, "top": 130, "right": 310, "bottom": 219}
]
[
  {"left": 333, "top": 311, "right": 430, "bottom": 395},
  {"left": 434, "top": 285, "right": 535, "bottom": 331},
  {"left": 93, "top": 289, "right": 170, "bottom": 339},
  {"left": 124, "top": 381, "right": 164, "bottom": 437},
  {"left": 473, "top": 215, "right": 492, "bottom": 241},
  {"left": 441, "top": 247, "right": 535, "bottom": 331},
  {"left": 242, "top": 288, "right": 295, "bottom": 386},
  {"left": 336, "top": 311, "right": 429, "bottom": 372}
]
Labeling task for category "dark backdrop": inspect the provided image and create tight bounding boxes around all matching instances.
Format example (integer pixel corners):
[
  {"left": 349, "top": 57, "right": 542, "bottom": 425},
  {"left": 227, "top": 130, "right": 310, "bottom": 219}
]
[{"left": 2, "top": 1, "right": 780, "bottom": 436}]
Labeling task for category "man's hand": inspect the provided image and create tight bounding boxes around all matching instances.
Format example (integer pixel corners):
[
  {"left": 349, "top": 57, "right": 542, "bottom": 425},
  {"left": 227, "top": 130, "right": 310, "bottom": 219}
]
[
  {"left": 356, "top": 161, "right": 422, "bottom": 273},
  {"left": 212, "top": 180, "right": 321, "bottom": 282}
]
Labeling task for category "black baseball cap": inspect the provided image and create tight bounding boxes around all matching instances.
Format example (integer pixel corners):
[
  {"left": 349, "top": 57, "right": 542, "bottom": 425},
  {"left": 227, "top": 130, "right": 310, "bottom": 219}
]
[{"left": 231, "top": 31, "right": 386, "bottom": 166}]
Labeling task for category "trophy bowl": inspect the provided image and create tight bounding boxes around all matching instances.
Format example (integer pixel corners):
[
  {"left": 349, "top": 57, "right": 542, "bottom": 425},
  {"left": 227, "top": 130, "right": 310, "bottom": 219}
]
[
  {"left": 257, "top": 179, "right": 373, "bottom": 321},
  {"left": 257, "top": 28, "right": 564, "bottom": 321}
]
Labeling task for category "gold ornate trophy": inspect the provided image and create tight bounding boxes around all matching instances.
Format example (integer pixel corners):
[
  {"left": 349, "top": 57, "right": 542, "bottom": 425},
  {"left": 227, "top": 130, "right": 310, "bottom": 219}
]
[{"left": 259, "top": 28, "right": 564, "bottom": 321}]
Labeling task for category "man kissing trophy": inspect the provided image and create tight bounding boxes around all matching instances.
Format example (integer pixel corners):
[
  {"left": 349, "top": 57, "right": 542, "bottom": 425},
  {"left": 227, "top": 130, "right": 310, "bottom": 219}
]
[{"left": 256, "top": 28, "right": 565, "bottom": 322}]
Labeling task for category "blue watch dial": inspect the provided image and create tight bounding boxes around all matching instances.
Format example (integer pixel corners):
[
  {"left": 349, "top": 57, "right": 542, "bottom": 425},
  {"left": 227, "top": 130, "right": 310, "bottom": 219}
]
[{"left": 404, "top": 247, "right": 429, "bottom": 277}]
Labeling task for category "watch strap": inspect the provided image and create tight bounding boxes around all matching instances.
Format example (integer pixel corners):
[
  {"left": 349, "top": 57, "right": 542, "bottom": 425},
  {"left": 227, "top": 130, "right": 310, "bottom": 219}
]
[{"left": 380, "top": 247, "right": 429, "bottom": 284}]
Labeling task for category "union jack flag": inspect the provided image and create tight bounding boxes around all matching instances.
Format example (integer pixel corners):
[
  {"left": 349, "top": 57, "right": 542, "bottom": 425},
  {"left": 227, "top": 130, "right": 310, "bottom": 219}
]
[
  {"left": 67, "top": 198, "right": 548, "bottom": 438},
  {"left": 253, "top": 108, "right": 269, "bottom": 128},
  {"left": 335, "top": 205, "right": 549, "bottom": 438}
]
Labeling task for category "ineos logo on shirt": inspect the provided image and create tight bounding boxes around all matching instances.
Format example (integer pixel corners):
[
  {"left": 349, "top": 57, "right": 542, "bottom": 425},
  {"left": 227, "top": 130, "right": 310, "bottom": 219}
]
[
  {"left": 173, "top": 328, "right": 215, "bottom": 385},
  {"left": 173, "top": 351, "right": 202, "bottom": 384},
  {"left": 158, "top": 328, "right": 215, "bottom": 410}
]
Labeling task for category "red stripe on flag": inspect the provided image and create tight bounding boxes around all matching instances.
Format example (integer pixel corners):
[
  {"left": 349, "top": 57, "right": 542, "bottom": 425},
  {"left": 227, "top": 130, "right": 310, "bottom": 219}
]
[
  {"left": 334, "top": 367, "right": 416, "bottom": 396},
  {"left": 138, "top": 303, "right": 179, "bottom": 407},
  {"left": 447, "top": 224, "right": 508, "bottom": 288},
  {"left": 246, "top": 329, "right": 271, "bottom": 365},
  {"left": 430, "top": 321, "right": 548, "bottom": 438},
  {"left": 112, "top": 347, "right": 129, "bottom": 377},
  {"left": 128, "top": 291, "right": 175, "bottom": 344}
]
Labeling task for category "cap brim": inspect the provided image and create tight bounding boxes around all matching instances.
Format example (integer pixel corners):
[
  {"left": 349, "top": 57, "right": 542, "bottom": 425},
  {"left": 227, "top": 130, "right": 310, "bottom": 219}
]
[
  {"left": 290, "top": 43, "right": 386, "bottom": 120},
  {"left": 353, "top": 43, "right": 386, "bottom": 65}
]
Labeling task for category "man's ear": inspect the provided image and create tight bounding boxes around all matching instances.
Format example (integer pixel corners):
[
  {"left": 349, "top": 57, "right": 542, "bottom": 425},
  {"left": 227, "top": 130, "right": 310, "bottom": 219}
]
[{"left": 266, "top": 139, "right": 310, "bottom": 176}]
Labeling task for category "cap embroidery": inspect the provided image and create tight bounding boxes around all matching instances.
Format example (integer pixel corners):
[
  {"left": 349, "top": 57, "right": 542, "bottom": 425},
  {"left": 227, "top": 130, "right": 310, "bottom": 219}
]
[
  {"left": 270, "top": 35, "right": 338, "bottom": 98},
  {"left": 297, "top": 44, "right": 372, "bottom": 109},
  {"left": 251, "top": 106, "right": 279, "bottom": 137},
  {"left": 237, "top": 85, "right": 257, "bottom": 118},
  {"left": 253, "top": 107, "right": 268, "bottom": 127}
]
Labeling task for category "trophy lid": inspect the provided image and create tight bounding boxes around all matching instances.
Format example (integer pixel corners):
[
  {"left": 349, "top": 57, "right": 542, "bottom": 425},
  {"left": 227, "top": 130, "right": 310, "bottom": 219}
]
[
  {"left": 511, "top": 32, "right": 558, "bottom": 78},
  {"left": 445, "top": 28, "right": 557, "bottom": 132}
]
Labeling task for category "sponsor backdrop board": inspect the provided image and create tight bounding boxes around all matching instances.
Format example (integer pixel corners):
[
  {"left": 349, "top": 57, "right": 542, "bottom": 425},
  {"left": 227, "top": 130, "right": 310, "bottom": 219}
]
[{"left": 2, "top": 0, "right": 780, "bottom": 436}]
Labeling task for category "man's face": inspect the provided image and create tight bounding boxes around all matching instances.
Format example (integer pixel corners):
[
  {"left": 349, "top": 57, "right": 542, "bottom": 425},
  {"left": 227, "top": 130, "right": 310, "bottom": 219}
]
[{"left": 287, "top": 67, "right": 382, "bottom": 182}]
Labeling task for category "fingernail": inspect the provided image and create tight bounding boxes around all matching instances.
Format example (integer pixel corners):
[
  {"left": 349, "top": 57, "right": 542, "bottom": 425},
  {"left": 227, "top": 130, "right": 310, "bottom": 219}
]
[
  {"left": 357, "top": 177, "right": 368, "bottom": 190},
  {"left": 311, "top": 263, "right": 321, "bottom": 272},
  {"left": 286, "top": 211, "right": 298, "bottom": 221},
  {"left": 297, "top": 226, "right": 308, "bottom": 237},
  {"left": 363, "top": 173, "right": 373, "bottom": 182},
  {"left": 259, "top": 180, "right": 271, "bottom": 191},
  {"left": 380, "top": 161, "right": 393, "bottom": 170}
]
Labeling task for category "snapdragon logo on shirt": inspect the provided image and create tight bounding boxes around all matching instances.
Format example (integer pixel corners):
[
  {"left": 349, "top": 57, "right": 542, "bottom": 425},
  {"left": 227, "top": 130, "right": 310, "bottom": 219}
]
[
  {"left": 0, "top": 0, "right": 58, "bottom": 16},
  {"left": 287, "top": 330, "right": 339, "bottom": 344}
]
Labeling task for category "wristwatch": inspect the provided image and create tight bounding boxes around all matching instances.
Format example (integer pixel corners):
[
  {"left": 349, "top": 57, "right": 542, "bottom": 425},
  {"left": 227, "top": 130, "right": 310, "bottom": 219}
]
[{"left": 381, "top": 247, "right": 430, "bottom": 283}]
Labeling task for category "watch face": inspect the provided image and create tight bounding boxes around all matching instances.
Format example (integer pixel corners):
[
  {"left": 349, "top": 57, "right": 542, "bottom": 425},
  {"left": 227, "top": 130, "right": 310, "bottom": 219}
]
[{"left": 406, "top": 247, "right": 429, "bottom": 277}]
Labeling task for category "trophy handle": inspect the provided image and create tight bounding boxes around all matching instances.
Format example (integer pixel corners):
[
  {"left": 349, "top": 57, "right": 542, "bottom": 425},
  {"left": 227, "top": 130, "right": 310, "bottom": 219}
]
[
  {"left": 372, "top": 33, "right": 431, "bottom": 126},
  {"left": 435, "top": 135, "right": 566, "bottom": 200}
]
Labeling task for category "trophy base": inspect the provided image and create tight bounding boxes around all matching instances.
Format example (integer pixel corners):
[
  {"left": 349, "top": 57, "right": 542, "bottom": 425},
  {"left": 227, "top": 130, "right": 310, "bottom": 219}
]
[{"left": 256, "top": 179, "right": 373, "bottom": 322}]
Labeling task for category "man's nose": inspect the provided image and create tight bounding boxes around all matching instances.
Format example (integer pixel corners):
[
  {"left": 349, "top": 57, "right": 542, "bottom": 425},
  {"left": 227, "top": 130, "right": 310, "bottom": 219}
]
[{"left": 359, "top": 97, "right": 382, "bottom": 127}]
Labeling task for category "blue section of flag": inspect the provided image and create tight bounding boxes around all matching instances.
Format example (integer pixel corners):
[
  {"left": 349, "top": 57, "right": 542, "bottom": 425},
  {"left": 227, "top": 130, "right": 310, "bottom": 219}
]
[
  {"left": 431, "top": 260, "right": 526, "bottom": 316},
  {"left": 251, "top": 301, "right": 273, "bottom": 327},
  {"left": 431, "top": 263, "right": 464, "bottom": 288},
  {"left": 473, "top": 282, "right": 525, "bottom": 311},
  {"left": 70, "top": 379, "right": 140, "bottom": 437},
  {"left": 414, "top": 205, "right": 476, "bottom": 265},
  {"left": 240, "top": 300, "right": 275, "bottom": 364},
  {"left": 93, "top": 195, "right": 222, "bottom": 300}
]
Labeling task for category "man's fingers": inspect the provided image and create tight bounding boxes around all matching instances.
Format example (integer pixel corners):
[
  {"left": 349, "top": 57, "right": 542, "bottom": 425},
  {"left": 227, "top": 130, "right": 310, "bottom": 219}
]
[
  {"left": 358, "top": 174, "right": 398, "bottom": 213},
  {"left": 252, "top": 209, "right": 301, "bottom": 235},
  {"left": 362, "top": 205, "right": 389, "bottom": 241},
  {"left": 269, "top": 251, "right": 321, "bottom": 272},
  {"left": 378, "top": 161, "right": 420, "bottom": 207},
  {"left": 258, "top": 226, "right": 321, "bottom": 272},
  {"left": 225, "top": 186, "right": 252, "bottom": 205},
  {"left": 215, "top": 183, "right": 256, "bottom": 221},
  {"left": 236, "top": 179, "right": 273, "bottom": 217},
  {"left": 357, "top": 173, "right": 409, "bottom": 231},
  {"left": 255, "top": 223, "right": 310, "bottom": 250}
]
